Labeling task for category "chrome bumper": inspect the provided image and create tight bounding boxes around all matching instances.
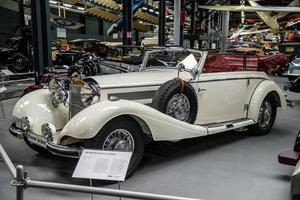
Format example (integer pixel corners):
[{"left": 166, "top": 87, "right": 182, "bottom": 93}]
[
  {"left": 9, "top": 123, "right": 81, "bottom": 158},
  {"left": 9, "top": 122, "right": 24, "bottom": 139}
]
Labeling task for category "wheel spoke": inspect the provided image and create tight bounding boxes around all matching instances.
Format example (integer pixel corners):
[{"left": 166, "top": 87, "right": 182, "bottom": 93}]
[
  {"left": 102, "top": 129, "right": 135, "bottom": 152},
  {"left": 258, "top": 100, "right": 272, "bottom": 128},
  {"left": 166, "top": 94, "right": 190, "bottom": 122}
]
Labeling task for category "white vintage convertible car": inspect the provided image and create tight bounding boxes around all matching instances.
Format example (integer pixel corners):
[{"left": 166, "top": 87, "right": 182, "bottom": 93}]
[{"left": 10, "top": 48, "right": 287, "bottom": 176}]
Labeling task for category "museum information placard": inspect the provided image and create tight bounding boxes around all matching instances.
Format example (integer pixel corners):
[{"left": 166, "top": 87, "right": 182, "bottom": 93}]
[{"left": 72, "top": 149, "right": 132, "bottom": 181}]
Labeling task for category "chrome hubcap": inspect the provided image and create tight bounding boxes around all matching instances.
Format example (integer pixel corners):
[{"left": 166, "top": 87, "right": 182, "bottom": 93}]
[
  {"left": 15, "top": 58, "right": 24, "bottom": 69},
  {"left": 258, "top": 101, "right": 272, "bottom": 128},
  {"left": 102, "top": 129, "right": 135, "bottom": 152},
  {"left": 166, "top": 93, "right": 190, "bottom": 121}
]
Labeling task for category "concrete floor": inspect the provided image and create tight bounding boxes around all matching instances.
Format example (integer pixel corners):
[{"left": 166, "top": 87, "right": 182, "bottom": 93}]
[{"left": 0, "top": 77, "right": 299, "bottom": 200}]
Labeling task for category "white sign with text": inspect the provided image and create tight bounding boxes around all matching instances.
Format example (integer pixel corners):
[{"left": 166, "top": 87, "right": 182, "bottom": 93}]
[
  {"left": 57, "top": 27, "right": 66, "bottom": 38},
  {"left": 72, "top": 149, "right": 132, "bottom": 182}
]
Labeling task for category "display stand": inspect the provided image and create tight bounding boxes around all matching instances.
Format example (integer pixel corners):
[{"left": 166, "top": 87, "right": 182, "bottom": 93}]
[
  {"left": 89, "top": 179, "right": 94, "bottom": 200},
  {"left": 73, "top": 149, "right": 132, "bottom": 200}
]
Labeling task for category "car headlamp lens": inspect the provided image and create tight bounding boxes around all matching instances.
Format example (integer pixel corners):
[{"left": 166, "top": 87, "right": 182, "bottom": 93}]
[
  {"left": 41, "top": 123, "right": 56, "bottom": 141},
  {"left": 80, "top": 82, "right": 100, "bottom": 107},
  {"left": 54, "top": 89, "right": 68, "bottom": 104},
  {"left": 49, "top": 79, "right": 64, "bottom": 93},
  {"left": 21, "top": 116, "right": 31, "bottom": 131}
]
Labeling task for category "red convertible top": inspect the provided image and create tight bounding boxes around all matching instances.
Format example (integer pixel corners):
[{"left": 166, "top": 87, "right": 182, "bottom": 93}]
[{"left": 203, "top": 53, "right": 287, "bottom": 74}]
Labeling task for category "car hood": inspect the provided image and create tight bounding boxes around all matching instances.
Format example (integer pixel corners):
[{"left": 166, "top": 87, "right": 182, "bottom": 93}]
[{"left": 89, "top": 69, "right": 193, "bottom": 89}]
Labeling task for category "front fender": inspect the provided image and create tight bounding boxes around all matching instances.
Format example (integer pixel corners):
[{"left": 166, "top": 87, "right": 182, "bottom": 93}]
[
  {"left": 247, "top": 80, "right": 287, "bottom": 122},
  {"left": 12, "top": 89, "right": 69, "bottom": 135},
  {"left": 59, "top": 100, "right": 208, "bottom": 142}
]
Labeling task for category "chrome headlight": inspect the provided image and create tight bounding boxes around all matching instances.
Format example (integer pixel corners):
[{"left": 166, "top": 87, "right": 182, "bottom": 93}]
[
  {"left": 49, "top": 79, "right": 64, "bottom": 93},
  {"left": 53, "top": 89, "right": 68, "bottom": 104},
  {"left": 21, "top": 116, "right": 32, "bottom": 132},
  {"left": 41, "top": 123, "right": 56, "bottom": 141},
  {"left": 49, "top": 79, "right": 68, "bottom": 107},
  {"left": 80, "top": 82, "right": 100, "bottom": 107}
]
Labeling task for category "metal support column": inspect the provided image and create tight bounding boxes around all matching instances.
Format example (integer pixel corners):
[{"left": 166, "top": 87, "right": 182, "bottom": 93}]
[
  {"left": 173, "top": 0, "right": 181, "bottom": 46},
  {"left": 222, "top": 9, "right": 230, "bottom": 50},
  {"left": 158, "top": 0, "right": 166, "bottom": 46},
  {"left": 207, "top": 11, "right": 211, "bottom": 48},
  {"left": 31, "top": 0, "right": 52, "bottom": 84},
  {"left": 180, "top": 0, "right": 184, "bottom": 46},
  {"left": 16, "top": 166, "right": 24, "bottom": 200},
  {"left": 11, "top": 165, "right": 25, "bottom": 200},
  {"left": 122, "top": 0, "right": 133, "bottom": 46},
  {"left": 198, "top": 10, "right": 203, "bottom": 49},
  {"left": 190, "top": 0, "right": 195, "bottom": 49},
  {"left": 18, "top": 0, "right": 25, "bottom": 27},
  {"left": 135, "top": 30, "right": 140, "bottom": 46}
]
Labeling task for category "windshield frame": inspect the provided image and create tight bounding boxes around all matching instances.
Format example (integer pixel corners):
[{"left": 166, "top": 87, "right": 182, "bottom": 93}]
[{"left": 140, "top": 48, "right": 205, "bottom": 72}]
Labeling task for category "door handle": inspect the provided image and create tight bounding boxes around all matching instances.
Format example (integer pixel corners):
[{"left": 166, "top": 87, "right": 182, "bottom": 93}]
[{"left": 198, "top": 88, "right": 206, "bottom": 92}]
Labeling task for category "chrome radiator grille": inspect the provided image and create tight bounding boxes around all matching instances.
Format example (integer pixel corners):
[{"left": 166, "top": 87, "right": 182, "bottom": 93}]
[{"left": 69, "top": 84, "right": 85, "bottom": 118}]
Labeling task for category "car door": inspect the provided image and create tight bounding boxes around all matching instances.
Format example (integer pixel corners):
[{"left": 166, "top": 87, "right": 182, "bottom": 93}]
[{"left": 194, "top": 74, "right": 249, "bottom": 125}]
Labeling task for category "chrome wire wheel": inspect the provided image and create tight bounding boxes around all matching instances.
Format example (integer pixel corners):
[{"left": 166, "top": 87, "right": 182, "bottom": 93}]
[
  {"left": 15, "top": 57, "right": 26, "bottom": 71},
  {"left": 166, "top": 93, "right": 190, "bottom": 122},
  {"left": 102, "top": 129, "right": 135, "bottom": 152},
  {"left": 257, "top": 101, "right": 273, "bottom": 128},
  {"left": 16, "top": 58, "right": 24, "bottom": 68}
]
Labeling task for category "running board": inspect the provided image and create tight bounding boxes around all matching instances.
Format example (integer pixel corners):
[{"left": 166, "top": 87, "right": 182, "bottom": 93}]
[{"left": 205, "top": 119, "right": 255, "bottom": 135}]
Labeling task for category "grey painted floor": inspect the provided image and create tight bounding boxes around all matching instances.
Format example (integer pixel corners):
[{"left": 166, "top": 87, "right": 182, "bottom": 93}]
[{"left": 0, "top": 77, "right": 299, "bottom": 200}]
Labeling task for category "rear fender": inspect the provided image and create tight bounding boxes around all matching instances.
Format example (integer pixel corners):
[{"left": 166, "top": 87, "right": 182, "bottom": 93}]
[{"left": 247, "top": 80, "right": 287, "bottom": 122}]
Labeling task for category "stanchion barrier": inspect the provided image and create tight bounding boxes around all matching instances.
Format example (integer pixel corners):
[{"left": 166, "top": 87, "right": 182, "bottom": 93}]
[{"left": 0, "top": 144, "right": 203, "bottom": 200}]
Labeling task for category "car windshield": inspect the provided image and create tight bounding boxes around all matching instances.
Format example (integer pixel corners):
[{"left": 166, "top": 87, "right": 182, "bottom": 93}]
[{"left": 145, "top": 50, "right": 201, "bottom": 69}]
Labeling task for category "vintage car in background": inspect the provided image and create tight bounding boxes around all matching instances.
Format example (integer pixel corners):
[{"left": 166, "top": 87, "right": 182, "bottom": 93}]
[
  {"left": 284, "top": 50, "right": 300, "bottom": 93},
  {"left": 286, "top": 51, "right": 300, "bottom": 81},
  {"left": 278, "top": 131, "right": 300, "bottom": 198},
  {"left": 69, "top": 39, "right": 108, "bottom": 57},
  {"left": 10, "top": 48, "right": 287, "bottom": 177},
  {"left": 284, "top": 77, "right": 300, "bottom": 93},
  {"left": 51, "top": 41, "right": 89, "bottom": 67},
  {"left": 67, "top": 46, "right": 145, "bottom": 78},
  {"left": 278, "top": 42, "right": 300, "bottom": 61},
  {"left": 0, "top": 26, "right": 33, "bottom": 73}
]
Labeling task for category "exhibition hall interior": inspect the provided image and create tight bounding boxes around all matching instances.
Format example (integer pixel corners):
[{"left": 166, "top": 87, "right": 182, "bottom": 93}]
[{"left": 1, "top": 0, "right": 300, "bottom": 199}]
